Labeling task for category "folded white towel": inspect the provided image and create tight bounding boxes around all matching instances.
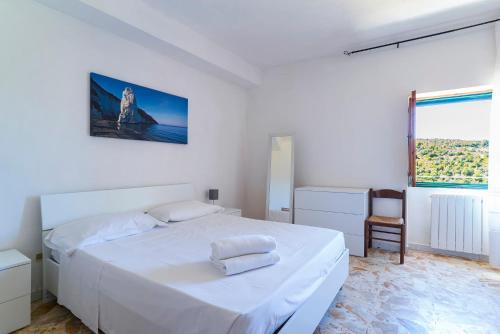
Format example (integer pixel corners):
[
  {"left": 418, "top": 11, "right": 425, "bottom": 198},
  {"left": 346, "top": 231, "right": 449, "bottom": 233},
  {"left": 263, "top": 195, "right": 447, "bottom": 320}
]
[
  {"left": 210, "top": 235, "right": 277, "bottom": 260},
  {"left": 210, "top": 251, "right": 280, "bottom": 275}
]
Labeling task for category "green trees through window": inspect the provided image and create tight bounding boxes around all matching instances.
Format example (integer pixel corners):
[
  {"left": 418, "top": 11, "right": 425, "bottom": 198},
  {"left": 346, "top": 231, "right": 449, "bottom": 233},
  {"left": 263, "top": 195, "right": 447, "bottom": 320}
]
[{"left": 416, "top": 139, "right": 488, "bottom": 185}]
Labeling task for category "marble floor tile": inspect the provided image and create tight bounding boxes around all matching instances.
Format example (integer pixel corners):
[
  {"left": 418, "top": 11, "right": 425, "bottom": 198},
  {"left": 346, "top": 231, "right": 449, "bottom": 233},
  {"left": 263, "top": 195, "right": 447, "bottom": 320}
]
[
  {"left": 17, "top": 249, "right": 500, "bottom": 334},
  {"left": 317, "top": 249, "right": 500, "bottom": 334}
]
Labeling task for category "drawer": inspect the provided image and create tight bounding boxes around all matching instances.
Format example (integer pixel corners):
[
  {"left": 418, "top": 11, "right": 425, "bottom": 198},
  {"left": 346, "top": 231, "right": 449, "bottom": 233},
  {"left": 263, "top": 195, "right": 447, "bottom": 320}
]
[
  {"left": 0, "top": 264, "right": 30, "bottom": 303},
  {"left": 0, "top": 295, "right": 30, "bottom": 334},
  {"left": 344, "top": 234, "right": 364, "bottom": 257},
  {"left": 295, "top": 209, "right": 365, "bottom": 236},
  {"left": 295, "top": 190, "right": 367, "bottom": 215}
]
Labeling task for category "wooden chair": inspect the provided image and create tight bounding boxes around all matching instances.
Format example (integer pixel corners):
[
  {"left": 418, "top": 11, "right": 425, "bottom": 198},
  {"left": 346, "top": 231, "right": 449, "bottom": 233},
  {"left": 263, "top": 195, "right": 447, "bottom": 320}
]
[{"left": 364, "top": 188, "right": 406, "bottom": 264}]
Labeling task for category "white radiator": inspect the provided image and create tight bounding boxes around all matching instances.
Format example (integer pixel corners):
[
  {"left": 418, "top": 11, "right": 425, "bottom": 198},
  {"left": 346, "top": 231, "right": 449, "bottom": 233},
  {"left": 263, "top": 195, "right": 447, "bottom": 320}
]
[{"left": 431, "top": 194, "right": 484, "bottom": 254}]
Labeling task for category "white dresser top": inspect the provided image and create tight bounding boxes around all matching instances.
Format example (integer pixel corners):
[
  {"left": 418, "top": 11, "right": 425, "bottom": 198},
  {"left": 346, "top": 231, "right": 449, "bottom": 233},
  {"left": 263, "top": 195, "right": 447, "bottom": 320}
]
[
  {"left": 0, "top": 249, "right": 31, "bottom": 271},
  {"left": 295, "top": 186, "right": 369, "bottom": 194}
]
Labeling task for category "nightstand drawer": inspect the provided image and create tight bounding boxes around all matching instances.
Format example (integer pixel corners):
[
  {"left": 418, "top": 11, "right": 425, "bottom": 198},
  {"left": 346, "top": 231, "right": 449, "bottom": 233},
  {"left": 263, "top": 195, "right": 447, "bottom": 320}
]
[
  {"left": 0, "top": 264, "right": 30, "bottom": 304},
  {"left": 0, "top": 295, "right": 30, "bottom": 334}
]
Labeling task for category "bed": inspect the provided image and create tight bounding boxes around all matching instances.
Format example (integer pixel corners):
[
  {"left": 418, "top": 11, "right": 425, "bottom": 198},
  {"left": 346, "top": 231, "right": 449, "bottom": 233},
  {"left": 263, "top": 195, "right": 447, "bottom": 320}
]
[{"left": 41, "top": 184, "right": 349, "bottom": 334}]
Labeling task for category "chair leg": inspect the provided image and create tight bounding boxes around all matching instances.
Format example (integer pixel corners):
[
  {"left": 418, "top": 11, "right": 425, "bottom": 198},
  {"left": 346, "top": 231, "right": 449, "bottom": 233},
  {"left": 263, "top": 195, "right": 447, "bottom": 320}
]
[
  {"left": 368, "top": 225, "right": 373, "bottom": 248},
  {"left": 364, "top": 221, "right": 369, "bottom": 257},
  {"left": 400, "top": 225, "right": 406, "bottom": 264}
]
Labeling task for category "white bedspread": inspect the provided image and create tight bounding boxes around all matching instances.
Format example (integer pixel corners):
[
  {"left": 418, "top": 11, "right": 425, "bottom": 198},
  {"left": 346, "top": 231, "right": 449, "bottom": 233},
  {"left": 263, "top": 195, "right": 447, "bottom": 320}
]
[{"left": 58, "top": 214, "right": 345, "bottom": 334}]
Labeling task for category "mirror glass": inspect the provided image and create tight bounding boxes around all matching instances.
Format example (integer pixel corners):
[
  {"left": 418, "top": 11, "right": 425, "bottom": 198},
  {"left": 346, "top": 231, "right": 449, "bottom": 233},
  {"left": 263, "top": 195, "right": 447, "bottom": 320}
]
[{"left": 266, "top": 135, "right": 294, "bottom": 223}]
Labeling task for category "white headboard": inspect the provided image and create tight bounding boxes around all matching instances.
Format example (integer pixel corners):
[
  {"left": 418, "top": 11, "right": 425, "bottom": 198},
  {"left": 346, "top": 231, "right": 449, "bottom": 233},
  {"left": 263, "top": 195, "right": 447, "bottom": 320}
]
[{"left": 41, "top": 183, "right": 194, "bottom": 231}]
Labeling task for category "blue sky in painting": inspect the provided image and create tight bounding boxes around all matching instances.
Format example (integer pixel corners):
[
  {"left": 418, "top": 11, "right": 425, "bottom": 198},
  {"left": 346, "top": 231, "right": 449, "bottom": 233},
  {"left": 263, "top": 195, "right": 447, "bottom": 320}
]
[{"left": 91, "top": 73, "right": 188, "bottom": 127}]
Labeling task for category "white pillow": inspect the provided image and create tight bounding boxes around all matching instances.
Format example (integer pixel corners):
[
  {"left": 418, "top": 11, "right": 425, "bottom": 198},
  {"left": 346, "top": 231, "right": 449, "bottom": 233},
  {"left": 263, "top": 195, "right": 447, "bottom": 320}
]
[
  {"left": 44, "top": 210, "right": 166, "bottom": 256},
  {"left": 148, "top": 200, "right": 223, "bottom": 222}
]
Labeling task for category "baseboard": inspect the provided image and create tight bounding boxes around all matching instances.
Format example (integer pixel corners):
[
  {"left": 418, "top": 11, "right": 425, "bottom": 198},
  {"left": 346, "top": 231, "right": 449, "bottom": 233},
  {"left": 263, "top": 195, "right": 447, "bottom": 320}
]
[
  {"left": 370, "top": 241, "right": 489, "bottom": 262},
  {"left": 31, "top": 290, "right": 42, "bottom": 302},
  {"left": 408, "top": 243, "right": 489, "bottom": 262}
]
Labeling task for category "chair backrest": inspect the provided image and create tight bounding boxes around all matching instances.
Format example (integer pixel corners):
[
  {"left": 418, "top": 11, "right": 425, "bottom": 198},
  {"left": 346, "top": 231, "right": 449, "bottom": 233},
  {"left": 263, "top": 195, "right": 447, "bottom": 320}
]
[{"left": 368, "top": 188, "right": 406, "bottom": 221}]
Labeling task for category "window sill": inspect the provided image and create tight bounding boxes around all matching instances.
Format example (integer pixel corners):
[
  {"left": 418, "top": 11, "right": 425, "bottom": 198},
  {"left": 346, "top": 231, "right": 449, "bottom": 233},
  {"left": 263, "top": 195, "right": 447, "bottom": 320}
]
[{"left": 415, "top": 182, "right": 488, "bottom": 190}]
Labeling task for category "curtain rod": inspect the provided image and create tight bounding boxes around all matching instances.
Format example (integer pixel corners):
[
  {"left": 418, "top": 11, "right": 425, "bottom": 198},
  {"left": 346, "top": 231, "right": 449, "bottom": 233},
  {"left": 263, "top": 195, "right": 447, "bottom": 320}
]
[{"left": 344, "top": 18, "right": 500, "bottom": 56}]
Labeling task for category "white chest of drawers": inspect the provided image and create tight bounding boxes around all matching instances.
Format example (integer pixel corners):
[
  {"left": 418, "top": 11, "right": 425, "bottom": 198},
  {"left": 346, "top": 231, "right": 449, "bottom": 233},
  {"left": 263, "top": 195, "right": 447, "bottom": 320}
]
[
  {"left": 294, "top": 187, "right": 369, "bottom": 256},
  {"left": 0, "top": 249, "right": 31, "bottom": 334}
]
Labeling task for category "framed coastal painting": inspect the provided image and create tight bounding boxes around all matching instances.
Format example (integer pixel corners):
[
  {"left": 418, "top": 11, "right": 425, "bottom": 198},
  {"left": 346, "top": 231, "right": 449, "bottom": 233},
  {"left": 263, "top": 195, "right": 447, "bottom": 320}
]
[{"left": 90, "top": 73, "right": 188, "bottom": 144}]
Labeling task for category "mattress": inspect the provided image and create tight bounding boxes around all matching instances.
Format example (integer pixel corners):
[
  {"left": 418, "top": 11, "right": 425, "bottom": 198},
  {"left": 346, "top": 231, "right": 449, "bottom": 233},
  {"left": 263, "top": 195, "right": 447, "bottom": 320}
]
[{"left": 57, "top": 214, "right": 346, "bottom": 334}]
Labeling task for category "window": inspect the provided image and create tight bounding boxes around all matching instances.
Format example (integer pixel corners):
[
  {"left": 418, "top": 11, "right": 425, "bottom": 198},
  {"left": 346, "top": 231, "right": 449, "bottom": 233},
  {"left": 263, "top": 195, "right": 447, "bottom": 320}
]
[{"left": 408, "top": 87, "right": 492, "bottom": 189}]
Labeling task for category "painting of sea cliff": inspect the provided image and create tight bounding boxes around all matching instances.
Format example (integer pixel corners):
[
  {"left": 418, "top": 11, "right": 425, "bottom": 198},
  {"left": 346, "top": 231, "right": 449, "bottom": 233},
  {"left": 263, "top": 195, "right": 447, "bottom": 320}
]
[{"left": 90, "top": 73, "right": 188, "bottom": 144}]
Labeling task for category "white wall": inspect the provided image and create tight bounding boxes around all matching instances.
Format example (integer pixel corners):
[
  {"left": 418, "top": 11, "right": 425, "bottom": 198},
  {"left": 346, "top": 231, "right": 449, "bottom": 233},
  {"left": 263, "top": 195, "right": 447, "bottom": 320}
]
[
  {"left": 36, "top": 0, "right": 262, "bottom": 86},
  {"left": 0, "top": 1, "right": 248, "bottom": 295},
  {"left": 245, "top": 27, "right": 497, "bottom": 249},
  {"left": 488, "top": 23, "right": 500, "bottom": 266},
  {"left": 489, "top": 23, "right": 500, "bottom": 192}
]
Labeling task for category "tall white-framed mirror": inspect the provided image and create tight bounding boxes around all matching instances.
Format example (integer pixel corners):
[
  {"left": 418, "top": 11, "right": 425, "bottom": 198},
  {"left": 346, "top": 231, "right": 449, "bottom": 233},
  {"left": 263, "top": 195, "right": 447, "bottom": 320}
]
[{"left": 266, "top": 135, "right": 294, "bottom": 223}]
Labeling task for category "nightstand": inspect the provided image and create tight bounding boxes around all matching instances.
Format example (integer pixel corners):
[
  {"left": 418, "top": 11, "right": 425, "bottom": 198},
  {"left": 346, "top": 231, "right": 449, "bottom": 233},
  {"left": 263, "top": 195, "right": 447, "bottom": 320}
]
[
  {"left": 222, "top": 208, "right": 242, "bottom": 217},
  {"left": 0, "top": 249, "right": 31, "bottom": 334}
]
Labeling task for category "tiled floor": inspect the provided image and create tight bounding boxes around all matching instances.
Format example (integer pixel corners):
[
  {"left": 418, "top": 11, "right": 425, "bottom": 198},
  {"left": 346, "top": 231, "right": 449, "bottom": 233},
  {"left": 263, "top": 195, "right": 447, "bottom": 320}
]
[
  {"left": 17, "top": 249, "right": 500, "bottom": 334},
  {"left": 317, "top": 249, "right": 500, "bottom": 334},
  {"left": 17, "top": 301, "right": 91, "bottom": 334}
]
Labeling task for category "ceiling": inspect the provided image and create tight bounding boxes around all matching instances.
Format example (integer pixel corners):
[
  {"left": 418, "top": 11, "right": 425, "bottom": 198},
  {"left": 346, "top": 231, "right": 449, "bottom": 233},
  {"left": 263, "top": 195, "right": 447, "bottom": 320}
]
[{"left": 143, "top": 0, "right": 500, "bottom": 68}]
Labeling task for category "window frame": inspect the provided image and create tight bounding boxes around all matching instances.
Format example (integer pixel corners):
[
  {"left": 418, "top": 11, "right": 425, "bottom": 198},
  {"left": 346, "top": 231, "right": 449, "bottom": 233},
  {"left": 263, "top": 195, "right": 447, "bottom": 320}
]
[{"left": 409, "top": 89, "right": 492, "bottom": 190}]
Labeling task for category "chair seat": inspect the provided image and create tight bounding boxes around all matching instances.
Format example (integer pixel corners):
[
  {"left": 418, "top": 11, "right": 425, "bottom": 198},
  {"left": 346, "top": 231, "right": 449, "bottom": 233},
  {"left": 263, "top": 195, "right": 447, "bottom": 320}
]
[{"left": 367, "top": 215, "right": 404, "bottom": 226}]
